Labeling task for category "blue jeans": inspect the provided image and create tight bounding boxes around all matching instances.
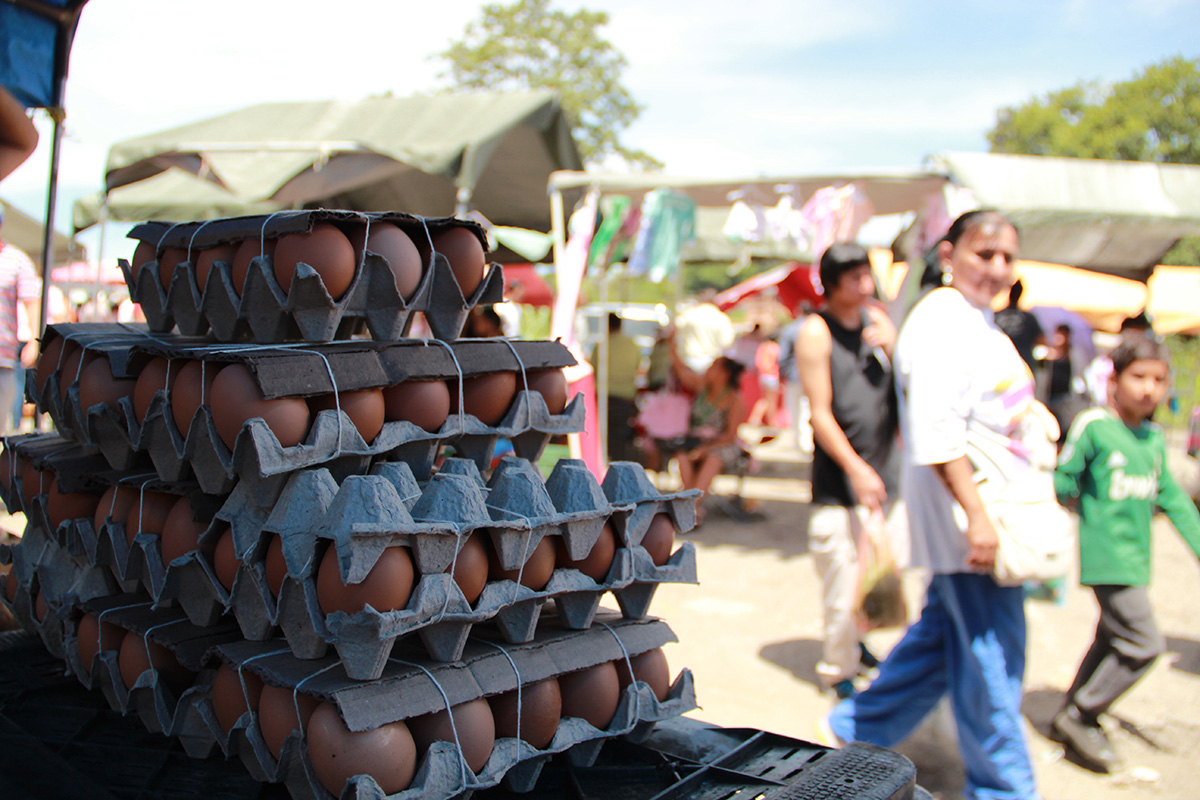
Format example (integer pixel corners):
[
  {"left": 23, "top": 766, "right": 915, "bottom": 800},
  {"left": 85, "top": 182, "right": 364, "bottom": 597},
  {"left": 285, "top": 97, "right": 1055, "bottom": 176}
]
[{"left": 828, "top": 573, "right": 1038, "bottom": 800}]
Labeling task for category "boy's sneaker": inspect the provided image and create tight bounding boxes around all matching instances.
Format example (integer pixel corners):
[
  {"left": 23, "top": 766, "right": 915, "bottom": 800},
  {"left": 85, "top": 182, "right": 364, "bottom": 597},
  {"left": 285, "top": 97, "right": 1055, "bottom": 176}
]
[
  {"left": 858, "top": 643, "right": 881, "bottom": 679},
  {"left": 831, "top": 679, "right": 857, "bottom": 700},
  {"left": 1051, "top": 705, "right": 1120, "bottom": 772}
]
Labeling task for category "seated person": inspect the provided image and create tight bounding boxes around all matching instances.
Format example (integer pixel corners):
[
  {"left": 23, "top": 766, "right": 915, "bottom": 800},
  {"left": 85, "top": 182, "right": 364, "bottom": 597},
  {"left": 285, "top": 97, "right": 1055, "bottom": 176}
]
[{"left": 656, "top": 339, "right": 746, "bottom": 523}]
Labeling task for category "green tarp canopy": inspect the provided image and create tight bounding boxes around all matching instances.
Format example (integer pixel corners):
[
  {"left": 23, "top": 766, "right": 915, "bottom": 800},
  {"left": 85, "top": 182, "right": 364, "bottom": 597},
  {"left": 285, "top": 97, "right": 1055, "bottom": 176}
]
[
  {"left": 930, "top": 151, "right": 1200, "bottom": 281},
  {"left": 1, "top": 197, "right": 85, "bottom": 268},
  {"left": 76, "top": 89, "right": 582, "bottom": 233}
]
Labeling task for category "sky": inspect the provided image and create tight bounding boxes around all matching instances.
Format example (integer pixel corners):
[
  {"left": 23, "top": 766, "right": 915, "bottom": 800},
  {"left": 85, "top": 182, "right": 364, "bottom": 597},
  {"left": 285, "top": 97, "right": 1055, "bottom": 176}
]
[{"left": 4, "top": 0, "right": 1200, "bottom": 259}]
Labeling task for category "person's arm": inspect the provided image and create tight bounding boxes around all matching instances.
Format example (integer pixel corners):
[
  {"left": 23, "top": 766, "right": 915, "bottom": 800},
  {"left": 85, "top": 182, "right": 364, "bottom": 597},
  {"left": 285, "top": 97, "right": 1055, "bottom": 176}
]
[
  {"left": 932, "top": 456, "right": 997, "bottom": 571},
  {"left": 0, "top": 87, "right": 38, "bottom": 181},
  {"left": 19, "top": 298, "right": 39, "bottom": 367},
  {"left": 1154, "top": 439, "right": 1200, "bottom": 562},
  {"left": 797, "top": 314, "right": 887, "bottom": 510},
  {"left": 667, "top": 335, "right": 702, "bottom": 394}
]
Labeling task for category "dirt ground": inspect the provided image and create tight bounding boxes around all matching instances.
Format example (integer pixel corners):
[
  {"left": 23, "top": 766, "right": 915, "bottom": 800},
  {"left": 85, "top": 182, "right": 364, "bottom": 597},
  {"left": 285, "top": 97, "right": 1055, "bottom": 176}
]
[{"left": 651, "top": 430, "right": 1200, "bottom": 800}]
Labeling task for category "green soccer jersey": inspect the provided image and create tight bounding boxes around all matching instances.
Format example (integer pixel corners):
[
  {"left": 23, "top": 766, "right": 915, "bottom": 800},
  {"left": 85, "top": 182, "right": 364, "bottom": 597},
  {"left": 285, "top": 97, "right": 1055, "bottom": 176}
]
[{"left": 1055, "top": 406, "right": 1200, "bottom": 586}]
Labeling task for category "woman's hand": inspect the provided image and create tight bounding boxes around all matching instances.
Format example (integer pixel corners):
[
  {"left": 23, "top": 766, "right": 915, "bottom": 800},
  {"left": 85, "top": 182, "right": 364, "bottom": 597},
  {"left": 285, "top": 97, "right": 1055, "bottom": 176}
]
[
  {"left": 964, "top": 510, "right": 999, "bottom": 571},
  {"left": 847, "top": 461, "right": 887, "bottom": 512}
]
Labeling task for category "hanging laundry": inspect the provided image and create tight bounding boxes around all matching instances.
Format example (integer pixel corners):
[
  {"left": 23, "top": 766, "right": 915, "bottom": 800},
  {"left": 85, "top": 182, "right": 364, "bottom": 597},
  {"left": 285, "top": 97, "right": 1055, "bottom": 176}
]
[
  {"left": 626, "top": 189, "right": 696, "bottom": 283},
  {"left": 551, "top": 190, "right": 600, "bottom": 347},
  {"left": 723, "top": 199, "right": 768, "bottom": 243},
  {"left": 798, "top": 183, "right": 876, "bottom": 292},
  {"left": 588, "top": 194, "right": 633, "bottom": 269}
]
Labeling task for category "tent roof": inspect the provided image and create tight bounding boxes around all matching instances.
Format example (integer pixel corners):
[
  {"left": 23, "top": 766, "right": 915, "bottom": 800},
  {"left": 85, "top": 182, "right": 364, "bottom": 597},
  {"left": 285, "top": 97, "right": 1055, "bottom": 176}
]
[
  {"left": 931, "top": 151, "right": 1200, "bottom": 279},
  {"left": 100, "top": 90, "right": 582, "bottom": 233},
  {"left": 2, "top": 197, "right": 85, "bottom": 268}
]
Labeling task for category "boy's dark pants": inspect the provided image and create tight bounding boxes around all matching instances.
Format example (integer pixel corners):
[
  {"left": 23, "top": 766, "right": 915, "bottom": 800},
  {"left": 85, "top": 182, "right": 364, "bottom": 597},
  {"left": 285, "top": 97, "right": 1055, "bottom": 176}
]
[{"left": 1066, "top": 585, "right": 1165, "bottom": 720}]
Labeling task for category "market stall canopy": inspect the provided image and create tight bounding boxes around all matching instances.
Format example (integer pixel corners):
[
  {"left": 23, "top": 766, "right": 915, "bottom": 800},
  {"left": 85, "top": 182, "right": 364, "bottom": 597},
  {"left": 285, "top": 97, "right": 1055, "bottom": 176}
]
[
  {"left": 929, "top": 151, "right": 1200, "bottom": 280},
  {"left": 0, "top": 0, "right": 88, "bottom": 109},
  {"left": 94, "top": 89, "right": 582, "bottom": 232},
  {"left": 1, "top": 197, "right": 85, "bottom": 267},
  {"left": 1146, "top": 266, "right": 1200, "bottom": 335},
  {"left": 548, "top": 169, "right": 948, "bottom": 262},
  {"left": 713, "top": 260, "right": 822, "bottom": 315}
]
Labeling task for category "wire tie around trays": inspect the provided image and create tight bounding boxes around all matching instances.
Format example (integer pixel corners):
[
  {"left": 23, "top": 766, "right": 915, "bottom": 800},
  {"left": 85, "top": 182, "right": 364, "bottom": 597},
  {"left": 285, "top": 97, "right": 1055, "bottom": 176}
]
[
  {"left": 422, "top": 339, "right": 466, "bottom": 434},
  {"left": 138, "top": 617, "right": 191, "bottom": 680},
  {"left": 185, "top": 219, "right": 214, "bottom": 264},
  {"left": 95, "top": 600, "right": 155, "bottom": 658},
  {"left": 496, "top": 338, "right": 532, "bottom": 431},
  {"left": 234, "top": 647, "right": 290, "bottom": 715},
  {"left": 478, "top": 640, "right": 523, "bottom": 747},
  {"left": 430, "top": 524, "right": 466, "bottom": 625},
  {"left": 130, "top": 474, "right": 164, "bottom": 539},
  {"left": 598, "top": 621, "right": 642, "bottom": 724},
  {"left": 416, "top": 216, "right": 435, "bottom": 277},
  {"left": 484, "top": 504, "right": 534, "bottom": 605},
  {"left": 69, "top": 335, "right": 146, "bottom": 390},
  {"left": 256, "top": 211, "right": 288, "bottom": 260},
  {"left": 292, "top": 661, "right": 340, "bottom": 739},
  {"left": 387, "top": 656, "right": 476, "bottom": 791},
  {"left": 356, "top": 216, "right": 371, "bottom": 271}
]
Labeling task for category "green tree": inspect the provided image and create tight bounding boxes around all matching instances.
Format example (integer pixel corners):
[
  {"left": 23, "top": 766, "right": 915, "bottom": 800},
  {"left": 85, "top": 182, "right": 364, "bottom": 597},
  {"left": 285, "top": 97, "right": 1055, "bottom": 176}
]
[
  {"left": 437, "top": 0, "right": 660, "bottom": 169},
  {"left": 988, "top": 55, "right": 1200, "bottom": 264}
]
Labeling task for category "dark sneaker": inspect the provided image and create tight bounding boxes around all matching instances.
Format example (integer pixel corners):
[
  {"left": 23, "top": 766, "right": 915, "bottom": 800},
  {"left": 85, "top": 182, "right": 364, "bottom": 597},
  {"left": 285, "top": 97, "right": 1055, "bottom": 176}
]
[
  {"left": 1051, "top": 706, "right": 1119, "bottom": 772},
  {"left": 832, "top": 679, "right": 856, "bottom": 700},
  {"left": 859, "top": 642, "right": 881, "bottom": 670}
]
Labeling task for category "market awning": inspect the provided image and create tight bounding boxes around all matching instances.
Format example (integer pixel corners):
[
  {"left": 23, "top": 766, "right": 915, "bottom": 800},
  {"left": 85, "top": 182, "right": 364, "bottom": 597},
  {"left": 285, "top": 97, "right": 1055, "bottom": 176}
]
[
  {"left": 1, "top": 197, "right": 85, "bottom": 266},
  {"left": 713, "top": 260, "right": 822, "bottom": 315},
  {"left": 500, "top": 263, "right": 554, "bottom": 308},
  {"left": 930, "top": 151, "right": 1200, "bottom": 280}
]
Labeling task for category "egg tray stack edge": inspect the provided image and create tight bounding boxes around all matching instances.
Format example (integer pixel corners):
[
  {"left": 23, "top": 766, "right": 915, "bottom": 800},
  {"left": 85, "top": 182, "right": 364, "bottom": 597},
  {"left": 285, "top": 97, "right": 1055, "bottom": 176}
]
[
  {"left": 27, "top": 325, "right": 582, "bottom": 494},
  {"left": 4, "top": 441, "right": 699, "bottom": 681},
  {"left": 125, "top": 210, "right": 502, "bottom": 344}
]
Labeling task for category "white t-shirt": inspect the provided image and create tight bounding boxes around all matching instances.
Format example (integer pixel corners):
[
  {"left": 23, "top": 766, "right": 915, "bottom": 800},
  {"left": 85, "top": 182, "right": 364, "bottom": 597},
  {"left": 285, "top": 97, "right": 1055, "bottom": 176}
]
[{"left": 895, "top": 288, "right": 1038, "bottom": 573}]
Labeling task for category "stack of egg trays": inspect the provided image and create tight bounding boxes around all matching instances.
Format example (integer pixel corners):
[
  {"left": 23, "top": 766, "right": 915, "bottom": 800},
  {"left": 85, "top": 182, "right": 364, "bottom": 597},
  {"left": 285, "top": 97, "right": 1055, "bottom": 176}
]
[
  {"left": 188, "top": 614, "right": 696, "bottom": 800},
  {"left": 31, "top": 325, "right": 584, "bottom": 496},
  {"left": 191, "top": 455, "right": 696, "bottom": 682},
  {"left": 601, "top": 461, "right": 702, "bottom": 619},
  {"left": 60, "top": 594, "right": 245, "bottom": 757},
  {"left": 123, "top": 210, "right": 504, "bottom": 343}
]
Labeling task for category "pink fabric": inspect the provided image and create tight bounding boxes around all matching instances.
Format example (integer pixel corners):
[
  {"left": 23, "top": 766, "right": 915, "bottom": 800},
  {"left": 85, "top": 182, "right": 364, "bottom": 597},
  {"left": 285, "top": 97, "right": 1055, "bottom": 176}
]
[
  {"left": 0, "top": 240, "right": 41, "bottom": 365},
  {"left": 567, "top": 370, "right": 604, "bottom": 478}
]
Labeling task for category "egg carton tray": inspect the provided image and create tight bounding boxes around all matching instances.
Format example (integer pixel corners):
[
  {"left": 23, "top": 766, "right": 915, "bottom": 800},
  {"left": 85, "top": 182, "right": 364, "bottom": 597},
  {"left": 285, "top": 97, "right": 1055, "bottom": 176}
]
[
  {"left": 30, "top": 326, "right": 580, "bottom": 495},
  {"left": 124, "top": 210, "right": 502, "bottom": 343},
  {"left": 191, "top": 614, "right": 695, "bottom": 800},
  {"left": 1, "top": 432, "right": 111, "bottom": 520},
  {"left": 171, "top": 457, "right": 692, "bottom": 681}
]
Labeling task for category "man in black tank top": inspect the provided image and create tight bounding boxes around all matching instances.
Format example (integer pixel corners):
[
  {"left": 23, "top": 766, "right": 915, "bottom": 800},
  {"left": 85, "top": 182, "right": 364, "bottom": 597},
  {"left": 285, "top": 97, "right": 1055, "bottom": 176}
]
[{"left": 797, "top": 243, "right": 903, "bottom": 700}]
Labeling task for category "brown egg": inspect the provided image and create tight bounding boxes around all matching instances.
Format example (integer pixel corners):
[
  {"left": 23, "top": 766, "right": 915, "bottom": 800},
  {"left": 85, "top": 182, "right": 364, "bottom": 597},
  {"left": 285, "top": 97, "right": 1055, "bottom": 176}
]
[
  {"left": 488, "top": 677, "right": 561, "bottom": 749},
  {"left": 76, "top": 612, "right": 125, "bottom": 677},
  {"left": 273, "top": 222, "right": 356, "bottom": 300},
  {"left": 157, "top": 246, "right": 188, "bottom": 293},
  {"left": 194, "top": 243, "right": 237, "bottom": 292},
  {"left": 614, "top": 648, "right": 671, "bottom": 702},
  {"left": 34, "top": 589, "right": 48, "bottom": 623},
  {"left": 316, "top": 545, "right": 414, "bottom": 616},
  {"left": 212, "top": 662, "right": 264, "bottom": 732},
  {"left": 258, "top": 684, "right": 320, "bottom": 759},
  {"left": 35, "top": 334, "right": 65, "bottom": 397},
  {"left": 58, "top": 344, "right": 97, "bottom": 402},
  {"left": 118, "top": 632, "right": 195, "bottom": 694},
  {"left": 453, "top": 371, "right": 517, "bottom": 426},
  {"left": 3, "top": 569, "right": 18, "bottom": 603},
  {"left": 160, "top": 496, "right": 207, "bottom": 565},
  {"left": 447, "top": 532, "right": 488, "bottom": 605},
  {"left": 432, "top": 227, "right": 486, "bottom": 297},
  {"left": 642, "top": 512, "right": 676, "bottom": 566},
  {"left": 211, "top": 364, "right": 311, "bottom": 450},
  {"left": 264, "top": 534, "right": 287, "bottom": 597},
  {"left": 486, "top": 534, "right": 555, "bottom": 591},
  {"left": 131, "top": 240, "right": 156, "bottom": 274},
  {"left": 232, "top": 236, "right": 276, "bottom": 296},
  {"left": 308, "top": 388, "right": 385, "bottom": 444},
  {"left": 408, "top": 697, "right": 495, "bottom": 774},
  {"left": 133, "top": 357, "right": 172, "bottom": 423},
  {"left": 559, "top": 661, "right": 621, "bottom": 730},
  {"left": 307, "top": 701, "right": 417, "bottom": 796},
  {"left": 526, "top": 368, "right": 569, "bottom": 415},
  {"left": 212, "top": 527, "right": 238, "bottom": 591},
  {"left": 78, "top": 356, "right": 137, "bottom": 415},
  {"left": 21, "top": 459, "right": 42, "bottom": 509},
  {"left": 46, "top": 476, "right": 101, "bottom": 529},
  {"left": 350, "top": 222, "right": 423, "bottom": 300},
  {"left": 555, "top": 521, "right": 616, "bottom": 582},
  {"left": 382, "top": 379, "right": 450, "bottom": 432},
  {"left": 124, "top": 491, "right": 176, "bottom": 544},
  {"left": 170, "top": 359, "right": 223, "bottom": 438},
  {"left": 94, "top": 485, "right": 137, "bottom": 535}
]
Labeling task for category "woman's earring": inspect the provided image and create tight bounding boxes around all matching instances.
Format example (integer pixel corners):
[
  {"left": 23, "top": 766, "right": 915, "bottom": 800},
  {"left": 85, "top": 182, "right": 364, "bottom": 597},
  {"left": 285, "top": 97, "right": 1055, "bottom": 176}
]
[{"left": 941, "top": 267, "right": 953, "bottom": 286}]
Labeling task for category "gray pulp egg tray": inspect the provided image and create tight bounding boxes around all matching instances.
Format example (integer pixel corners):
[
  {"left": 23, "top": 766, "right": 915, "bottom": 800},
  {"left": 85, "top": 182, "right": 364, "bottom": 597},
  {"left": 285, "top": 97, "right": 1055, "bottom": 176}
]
[
  {"left": 191, "top": 613, "right": 695, "bottom": 800},
  {"left": 29, "top": 324, "right": 581, "bottom": 496},
  {"left": 123, "top": 210, "right": 502, "bottom": 343},
  {"left": 204, "top": 456, "right": 695, "bottom": 682}
]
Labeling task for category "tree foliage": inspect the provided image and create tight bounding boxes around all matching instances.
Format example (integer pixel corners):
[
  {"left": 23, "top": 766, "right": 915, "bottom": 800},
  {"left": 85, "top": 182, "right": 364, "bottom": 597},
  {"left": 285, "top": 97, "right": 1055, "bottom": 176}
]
[
  {"left": 437, "top": 0, "right": 660, "bottom": 169},
  {"left": 987, "top": 55, "right": 1200, "bottom": 264},
  {"left": 988, "top": 55, "right": 1200, "bottom": 163}
]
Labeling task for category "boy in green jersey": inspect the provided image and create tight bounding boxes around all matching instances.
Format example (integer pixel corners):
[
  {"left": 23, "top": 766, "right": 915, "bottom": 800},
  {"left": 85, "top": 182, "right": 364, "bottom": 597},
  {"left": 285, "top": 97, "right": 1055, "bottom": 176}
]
[{"left": 1053, "top": 336, "right": 1200, "bottom": 771}]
